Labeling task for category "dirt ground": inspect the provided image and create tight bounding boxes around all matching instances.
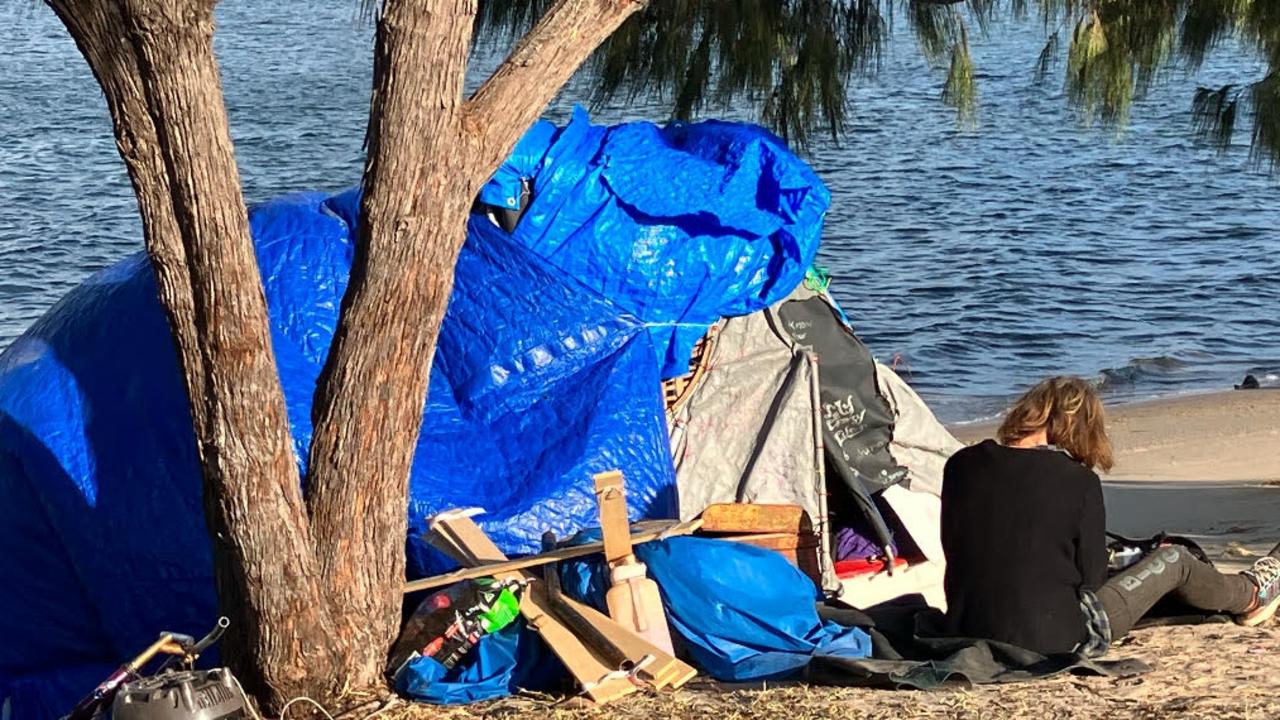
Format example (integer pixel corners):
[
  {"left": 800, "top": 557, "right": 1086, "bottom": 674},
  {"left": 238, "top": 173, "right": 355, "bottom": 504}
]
[
  {"left": 331, "top": 392, "right": 1280, "bottom": 720},
  {"left": 340, "top": 621, "right": 1280, "bottom": 720}
]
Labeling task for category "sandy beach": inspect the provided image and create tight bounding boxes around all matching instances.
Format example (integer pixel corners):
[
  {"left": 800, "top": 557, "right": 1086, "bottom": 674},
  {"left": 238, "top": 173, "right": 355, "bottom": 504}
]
[
  {"left": 391, "top": 389, "right": 1280, "bottom": 720},
  {"left": 954, "top": 389, "right": 1280, "bottom": 571}
]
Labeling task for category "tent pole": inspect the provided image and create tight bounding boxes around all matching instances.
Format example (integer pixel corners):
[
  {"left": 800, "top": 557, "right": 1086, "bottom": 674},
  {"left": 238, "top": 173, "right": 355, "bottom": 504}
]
[{"left": 806, "top": 350, "right": 838, "bottom": 592}]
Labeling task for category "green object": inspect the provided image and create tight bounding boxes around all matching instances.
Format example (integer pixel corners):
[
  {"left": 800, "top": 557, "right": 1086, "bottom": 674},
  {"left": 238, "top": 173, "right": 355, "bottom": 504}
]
[
  {"left": 476, "top": 585, "right": 521, "bottom": 633},
  {"left": 804, "top": 265, "right": 831, "bottom": 293}
]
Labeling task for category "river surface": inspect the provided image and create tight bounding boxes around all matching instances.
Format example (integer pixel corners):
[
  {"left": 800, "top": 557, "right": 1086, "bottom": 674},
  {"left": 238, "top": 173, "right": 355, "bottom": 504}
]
[{"left": 2, "top": 3, "right": 1278, "bottom": 422}]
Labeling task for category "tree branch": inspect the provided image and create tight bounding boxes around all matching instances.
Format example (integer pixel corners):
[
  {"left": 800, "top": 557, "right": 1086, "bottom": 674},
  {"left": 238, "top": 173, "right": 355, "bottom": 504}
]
[{"left": 463, "top": 0, "right": 647, "bottom": 175}]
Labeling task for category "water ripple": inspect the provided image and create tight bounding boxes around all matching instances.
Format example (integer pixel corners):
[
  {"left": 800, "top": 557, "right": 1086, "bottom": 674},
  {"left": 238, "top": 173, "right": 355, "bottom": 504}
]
[{"left": 3, "top": 5, "right": 1279, "bottom": 422}]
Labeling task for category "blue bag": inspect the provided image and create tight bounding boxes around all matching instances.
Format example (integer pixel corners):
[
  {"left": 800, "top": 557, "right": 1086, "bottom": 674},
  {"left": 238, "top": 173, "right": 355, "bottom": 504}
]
[{"left": 562, "top": 536, "right": 872, "bottom": 682}]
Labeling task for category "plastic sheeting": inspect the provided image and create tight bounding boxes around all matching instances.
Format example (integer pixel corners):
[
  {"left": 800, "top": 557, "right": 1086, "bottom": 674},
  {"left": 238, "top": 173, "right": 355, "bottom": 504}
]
[
  {"left": 562, "top": 536, "right": 871, "bottom": 682},
  {"left": 0, "top": 110, "right": 828, "bottom": 716},
  {"left": 491, "top": 107, "right": 829, "bottom": 378},
  {"left": 396, "top": 620, "right": 563, "bottom": 705},
  {"left": 0, "top": 202, "right": 674, "bottom": 717}
]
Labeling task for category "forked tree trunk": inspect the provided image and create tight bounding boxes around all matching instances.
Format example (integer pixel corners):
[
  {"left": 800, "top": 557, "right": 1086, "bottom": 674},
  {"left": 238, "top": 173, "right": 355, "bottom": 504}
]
[
  {"left": 306, "top": 0, "right": 649, "bottom": 688},
  {"left": 47, "top": 0, "right": 645, "bottom": 712},
  {"left": 44, "top": 0, "right": 340, "bottom": 709}
]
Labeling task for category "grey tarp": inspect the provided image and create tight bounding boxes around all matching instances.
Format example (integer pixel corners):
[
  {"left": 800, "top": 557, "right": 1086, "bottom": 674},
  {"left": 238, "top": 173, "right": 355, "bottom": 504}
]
[
  {"left": 874, "top": 361, "right": 961, "bottom": 500},
  {"left": 874, "top": 362, "right": 963, "bottom": 565},
  {"left": 668, "top": 302, "right": 836, "bottom": 587},
  {"left": 669, "top": 286, "right": 965, "bottom": 593},
  {"left": 776, "top": 289, "right": 906, "bottom": 560},
  {"left": 778, "top": 293, "right": 908, "bottom": 495}
]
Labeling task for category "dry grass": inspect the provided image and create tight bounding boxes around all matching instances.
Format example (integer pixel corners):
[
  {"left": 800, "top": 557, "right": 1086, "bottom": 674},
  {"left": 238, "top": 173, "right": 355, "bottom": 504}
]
[{"left": 320, "top": 622, "right": 1280, "bottom": 720}]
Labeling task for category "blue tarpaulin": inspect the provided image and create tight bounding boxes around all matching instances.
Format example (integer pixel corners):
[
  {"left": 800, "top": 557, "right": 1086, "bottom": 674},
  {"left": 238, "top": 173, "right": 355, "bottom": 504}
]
[
  {"left": 0, "top": 112, "right": 829, "bottom": 717},
  {"left": 560, "top": 536, "right": 873, "bottom": 682},
  {"left": 395, "top": 620, "right": 564, "bottom": 705},
  {"left": 489, "top": 107, "right": 829, "bottom": 378}
]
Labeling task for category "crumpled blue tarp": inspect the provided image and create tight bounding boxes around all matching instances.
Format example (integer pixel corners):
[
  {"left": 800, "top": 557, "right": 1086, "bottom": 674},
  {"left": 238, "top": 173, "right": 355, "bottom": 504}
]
[
  {"left": 0, "top": 111, "right": 828, "bottom": 717},
  {"left": 0, "top": 204, "right": 672, "bottom": 718},
  {"left": 485, "top": 107, "right": 829, "bottom": 378},
  {"left": 396, "top": 619, "right": 563, "bottom": 705},
  {"left": 562, "top": 536, "right": 872, "bottom": 682}
]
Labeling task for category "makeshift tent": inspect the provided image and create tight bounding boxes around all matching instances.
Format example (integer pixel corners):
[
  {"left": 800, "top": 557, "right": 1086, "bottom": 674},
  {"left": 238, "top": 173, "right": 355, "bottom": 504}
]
[
  {"left": 668, "top": 283, "right": 961, "bottom": 600},
  {"left": 0, "top": 111, "right": 829, "bottom": 718}
]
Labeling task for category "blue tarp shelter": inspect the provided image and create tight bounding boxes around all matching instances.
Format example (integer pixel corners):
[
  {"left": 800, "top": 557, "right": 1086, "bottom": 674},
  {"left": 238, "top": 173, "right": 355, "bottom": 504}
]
[{"left": 0, "top": 111, "right": 827, "bottom": 717}]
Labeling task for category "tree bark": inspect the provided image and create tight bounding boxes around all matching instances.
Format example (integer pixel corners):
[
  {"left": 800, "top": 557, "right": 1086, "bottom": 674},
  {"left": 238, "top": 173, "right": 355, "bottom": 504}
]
[
  {"left": 44, "top": 0, "right": 339, "bottom": 711},
  {"left": 49, "top": 0, "right": 649, "bottom": 710},
  {"left": 306, "top": 0, "right": 479, "bottom": 687},
  {"left": 464, "top": 0, "right": 648, "bottom": 170},
  {"left": 306, "top": 0, "right": 648, "bottom": 689}
]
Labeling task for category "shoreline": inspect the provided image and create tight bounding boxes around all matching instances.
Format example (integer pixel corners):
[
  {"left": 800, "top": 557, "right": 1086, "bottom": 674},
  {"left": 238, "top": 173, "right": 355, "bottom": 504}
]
[{"left": 948, "top": 388, "right": 1280, "bottom": 483}]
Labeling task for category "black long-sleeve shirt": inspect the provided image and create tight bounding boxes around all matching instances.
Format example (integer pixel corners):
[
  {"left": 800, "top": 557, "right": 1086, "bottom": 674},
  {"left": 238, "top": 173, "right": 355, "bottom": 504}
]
[{"left": 940, "top": 439, "right": 1107, "bottom": 655}]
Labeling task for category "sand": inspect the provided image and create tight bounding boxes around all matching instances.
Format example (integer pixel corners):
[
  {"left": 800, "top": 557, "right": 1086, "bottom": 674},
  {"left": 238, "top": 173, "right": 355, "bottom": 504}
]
[
  {"left": 375, "top": 390, "right": 1280, "bottom": 720},
  {"left": 954, "top": 389, "right": 1280, "bottom": 571}
]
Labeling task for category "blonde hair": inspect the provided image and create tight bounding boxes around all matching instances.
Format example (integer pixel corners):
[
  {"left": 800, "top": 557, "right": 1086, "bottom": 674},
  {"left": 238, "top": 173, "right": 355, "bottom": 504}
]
[{"left": 998, "top": 376, "right": 1114, "bottom": 472}]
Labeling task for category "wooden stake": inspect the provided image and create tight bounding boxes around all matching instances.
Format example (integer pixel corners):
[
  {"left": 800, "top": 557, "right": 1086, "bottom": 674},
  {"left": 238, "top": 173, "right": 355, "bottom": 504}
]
[{"left": 592, "top": 471, "right": 633, "bottom": 565}]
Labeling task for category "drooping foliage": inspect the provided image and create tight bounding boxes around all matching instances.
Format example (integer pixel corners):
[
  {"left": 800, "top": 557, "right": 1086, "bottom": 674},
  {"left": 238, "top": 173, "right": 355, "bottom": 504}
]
[{"left": 476, "top": 0, "right": 1280, "bottom": 168}]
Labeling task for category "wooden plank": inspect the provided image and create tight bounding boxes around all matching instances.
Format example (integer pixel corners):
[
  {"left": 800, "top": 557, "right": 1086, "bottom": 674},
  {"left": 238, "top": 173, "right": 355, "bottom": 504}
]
[
  {"left": 552, "top": 592, "right": 697, "bottom": 690},
  {"left": 699, "top": 503, "right": 813, "bottom": 535},
  {"left": 406, "top": 518, "right": 701, "bottom": 595},
  {"left": 428, "top": 515, "right": 638, "bottom": 705},
  {"left": 544, "top": 561, "right": 682, "bottom": 689},
  {"left": 716, "top": 532, "right": 820, "bottom": 551},
  {"left": 592, "top": 471, "right": 633, "bottom": 564},
  {"left": 712, "top": 532, "right": 823, "bottom": 586},
  {"left": 542, "top": 561, "right": 632, "bottom": 671}
]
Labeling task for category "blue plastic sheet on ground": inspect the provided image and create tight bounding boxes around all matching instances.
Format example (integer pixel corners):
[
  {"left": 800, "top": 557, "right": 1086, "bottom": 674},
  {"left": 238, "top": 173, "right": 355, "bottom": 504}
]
[
  {"left": 562, "top": 536, "right": 872, "bottom": 682},
  {"left": 396, "top": 619, "right": 563, "bottom": 705},
  {"left": 487, "top": 107, "right": 829, "bottom": 378},
  {"left": 0, "top": 111, "right": 827, "bottom": 716}
]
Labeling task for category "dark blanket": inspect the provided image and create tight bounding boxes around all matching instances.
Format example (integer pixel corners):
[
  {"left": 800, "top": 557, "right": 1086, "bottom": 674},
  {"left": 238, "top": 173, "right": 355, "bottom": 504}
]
[{"left": 806, "top": 602, "right": 1150, "bottom": 690}]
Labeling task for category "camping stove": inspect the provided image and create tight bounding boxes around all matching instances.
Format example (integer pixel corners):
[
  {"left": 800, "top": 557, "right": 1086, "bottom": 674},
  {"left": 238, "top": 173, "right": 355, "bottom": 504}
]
[{"left": 110, "top": 669, "right": 250, "bottom": 720}]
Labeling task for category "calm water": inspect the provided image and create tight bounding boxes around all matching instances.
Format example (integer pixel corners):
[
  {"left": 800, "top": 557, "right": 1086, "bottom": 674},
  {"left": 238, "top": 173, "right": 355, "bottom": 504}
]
[{"left": 2, "top": 3, "right": 1278, "bottom": 422}]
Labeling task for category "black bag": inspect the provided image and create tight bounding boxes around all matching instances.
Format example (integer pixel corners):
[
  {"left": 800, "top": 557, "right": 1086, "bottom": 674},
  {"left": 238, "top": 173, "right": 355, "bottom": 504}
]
[
  {"left": 1106, "top": 530, "right": 1212, "bottom": 573},
  {"left": 1105, "top": 531, "right": 1228, "bottom": 627}
]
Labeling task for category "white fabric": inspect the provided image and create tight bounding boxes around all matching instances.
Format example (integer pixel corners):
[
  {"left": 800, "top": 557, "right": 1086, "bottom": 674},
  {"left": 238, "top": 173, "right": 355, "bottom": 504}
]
[{"left": 875, "top": 362, "right": 963, "bottom": 498}]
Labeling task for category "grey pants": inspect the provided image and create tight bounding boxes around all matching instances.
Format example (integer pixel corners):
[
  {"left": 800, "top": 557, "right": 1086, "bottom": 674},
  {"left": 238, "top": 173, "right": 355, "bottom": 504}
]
[{"left": 1097, "top": 545, "right": 1256, "bottom": 639}]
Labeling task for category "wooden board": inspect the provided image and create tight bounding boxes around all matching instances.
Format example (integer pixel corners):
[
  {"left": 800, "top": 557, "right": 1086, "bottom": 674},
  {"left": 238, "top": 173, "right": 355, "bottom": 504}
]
[
  {"left": 404, "top": 518, "right": 701, "bottom": 594},
  {"left": 720, "top": 531, "right": 820, "bottom": 551},
  {"left": 428, "top": 515, "right": 638, "bottom": 704},
  {"left": 699, "top": 503, "right": 813, "bottom": 535},
  {"left": 713, "top": 532, "right": 822, "bottom": 587},
  {"left": 550, "top": 590, "right": 697, "bottom": 690},
  {"left": 592, "top": 471, "right": 633, "bottom": 564}
]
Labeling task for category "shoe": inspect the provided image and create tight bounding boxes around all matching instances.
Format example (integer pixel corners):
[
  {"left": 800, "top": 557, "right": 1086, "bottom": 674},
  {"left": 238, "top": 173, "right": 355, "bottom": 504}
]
[{"left": 1238, "top": 555, "right": 1280, "bottom": 626}]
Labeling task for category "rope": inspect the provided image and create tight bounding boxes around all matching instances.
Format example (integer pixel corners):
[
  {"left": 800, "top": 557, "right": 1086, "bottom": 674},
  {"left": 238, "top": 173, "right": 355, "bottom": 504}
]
[{"left": 279, "top": 696, "right": 337, "bottom": 720}]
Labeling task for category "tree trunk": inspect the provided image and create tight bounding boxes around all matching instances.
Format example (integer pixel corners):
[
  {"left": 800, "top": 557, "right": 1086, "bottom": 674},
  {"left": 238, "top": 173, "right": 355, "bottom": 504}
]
[
  {"left": 44, "top": 0, "right": 339, "bottom": 711},
  {"left": 306, "top": 0, "right": 648, "bottom": 688},
  {"left": 49, "top": 0, "right": 647, "bottom": 711},
  {"left": 305, "top": 0, "right": 479, "bottom": 687}
]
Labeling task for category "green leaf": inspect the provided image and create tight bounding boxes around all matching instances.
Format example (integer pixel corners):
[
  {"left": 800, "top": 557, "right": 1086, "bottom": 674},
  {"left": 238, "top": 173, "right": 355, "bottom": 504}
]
[{"left": 942, "top": 23, "right": 979, "bottom": 125}]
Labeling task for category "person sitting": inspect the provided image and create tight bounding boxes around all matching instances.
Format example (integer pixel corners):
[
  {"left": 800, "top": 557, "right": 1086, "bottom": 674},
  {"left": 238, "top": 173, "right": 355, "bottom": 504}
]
[{"left": 941, "top": 376, "right": 1280, "bottom": 657}]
